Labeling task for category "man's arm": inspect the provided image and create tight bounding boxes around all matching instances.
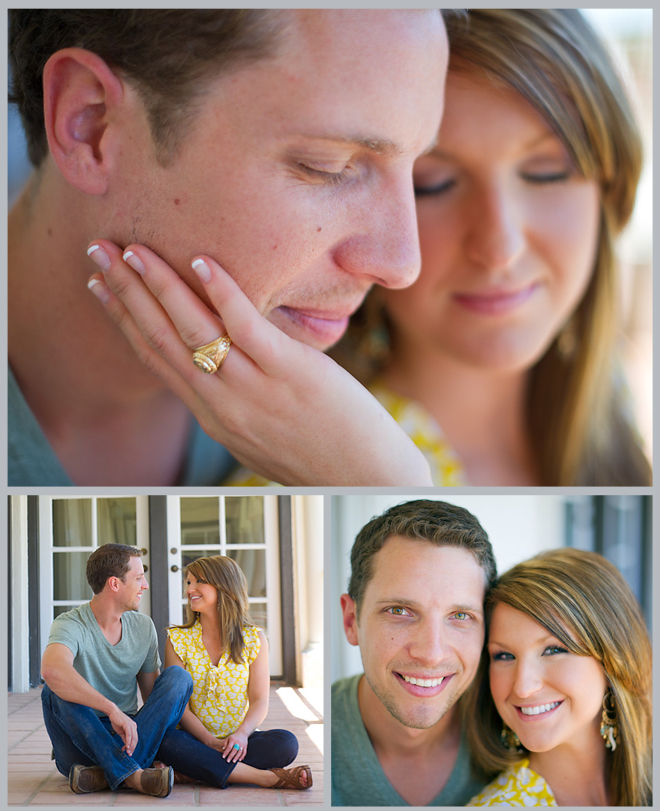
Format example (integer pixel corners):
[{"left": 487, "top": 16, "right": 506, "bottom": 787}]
[
  {"left": 41, "top": 642, "right": 139, "bottom": 756},
  {"left": 136, "top": 670, "right": 159, "bottom": 703}
]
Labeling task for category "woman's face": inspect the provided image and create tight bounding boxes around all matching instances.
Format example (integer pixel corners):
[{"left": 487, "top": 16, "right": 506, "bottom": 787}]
[
  {"left": 186, "top": 571, "right": 218, "bottom": 615},
  {"left": 488, "top": 603, "right": 607, "bottom": 753},
  {"left": 382, "top": 70, "right": 600, "bottom": 372}
]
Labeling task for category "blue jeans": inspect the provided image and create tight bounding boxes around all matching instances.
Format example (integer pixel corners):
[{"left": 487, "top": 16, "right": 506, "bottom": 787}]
[
  {"left": 157, "top": 727, "right": 299, "bottom": 788},
  {"left": 42, "top": 666, "right": 193, "bottom": 790}
]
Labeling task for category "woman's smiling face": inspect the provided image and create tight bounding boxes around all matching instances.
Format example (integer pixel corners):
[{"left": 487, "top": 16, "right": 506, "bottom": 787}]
[
  {"left": 382, "top": 69, "right": 600, "bottom": 372},
  {"left": 488, "top": 603, "right": 607, "bottom": 753}
]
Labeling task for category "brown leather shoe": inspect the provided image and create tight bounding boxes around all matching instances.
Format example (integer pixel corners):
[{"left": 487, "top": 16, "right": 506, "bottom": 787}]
[
  {"left": 140, "top": 766, "right": 174, "bottom": 797},
  {"left": 69, "top": 764, "right": 109, "bottom": 794}
]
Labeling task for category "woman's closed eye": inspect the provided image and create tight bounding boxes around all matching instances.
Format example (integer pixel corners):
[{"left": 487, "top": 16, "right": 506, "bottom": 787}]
[
  {"left": 414, "top": 178, "right": 456, "bottom": 197},
  {"left": 520, "top": 170, "right": 571, "bottom": 185}
]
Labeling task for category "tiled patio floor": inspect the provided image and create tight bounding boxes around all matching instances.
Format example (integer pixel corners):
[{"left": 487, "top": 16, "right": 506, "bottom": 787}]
[{"left": 8, "top": 683, "right": 323, "bottom": 806}]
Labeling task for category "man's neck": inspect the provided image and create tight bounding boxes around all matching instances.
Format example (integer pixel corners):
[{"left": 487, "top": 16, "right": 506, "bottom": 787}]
[
  {"left": 357, "top": 674, "right": 462, "bottom": 805},
  {"left": 9, "top": 165, "right": 191, "bottom": 484},
  {"left": 89, "top": 594, "right": 126, "bottom": 640}
]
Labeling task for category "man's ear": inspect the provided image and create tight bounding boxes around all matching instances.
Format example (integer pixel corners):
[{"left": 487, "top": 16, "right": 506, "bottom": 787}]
[
  {"left": 107, "top": 575, "right": 121, "bottom": 594},
  {"left": 340, "top": 594, "right": 360, "bottom": 647},
  {"left": 43, "top": 47, "right": 125, "bottom": 196}
]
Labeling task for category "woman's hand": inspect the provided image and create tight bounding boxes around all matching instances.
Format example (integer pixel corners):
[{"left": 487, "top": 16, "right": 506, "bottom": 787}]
[
  {"left": 220, "top": 730, "right": 249, "bottom": 763},
  {"left": 86, "top": 241, "right": 432, "bottom": 486}
]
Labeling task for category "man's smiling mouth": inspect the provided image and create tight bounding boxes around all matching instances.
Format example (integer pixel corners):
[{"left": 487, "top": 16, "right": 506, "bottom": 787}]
[{"left": 401, "top": 675, "right": 445, "bottom": 687}]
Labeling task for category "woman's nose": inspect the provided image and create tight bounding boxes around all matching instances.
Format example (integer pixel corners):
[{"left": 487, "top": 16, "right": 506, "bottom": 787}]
[{"left": 464, "top": 184, "right": 525, "bottom": 271}]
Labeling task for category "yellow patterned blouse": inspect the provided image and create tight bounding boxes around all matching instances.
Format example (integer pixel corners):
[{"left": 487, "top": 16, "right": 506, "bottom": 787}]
[
  {"left": 167, "top": 622, "right": 261, "bottom": 738},
  {"left": 467, "top": 759, "right": 557, "bottom": 806},
  {"left": 370, "top": 384, "right": 467, "bottom": 486}
]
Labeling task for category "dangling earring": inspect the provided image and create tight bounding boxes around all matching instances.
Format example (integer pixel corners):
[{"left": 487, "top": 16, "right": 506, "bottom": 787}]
[
  {"left": 556, "top": 316, "right": 578, "bottom": 361},
  {"left": 359, "top": 289, "right": 390, "bottom": 368},
  {"left": 600, "top": 689, "right": 619, "bottom": 751},
  {"left": 500, "top": 722, "right": 522, "bottom": 752}
]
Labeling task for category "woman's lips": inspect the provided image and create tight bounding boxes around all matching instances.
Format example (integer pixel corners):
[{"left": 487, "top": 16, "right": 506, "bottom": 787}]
[
  {"left": 453, "top": 283, "right": 539, "bottom": 315},
  {"left": 514, "top": 699, "right": 563, "bottom": 721}
]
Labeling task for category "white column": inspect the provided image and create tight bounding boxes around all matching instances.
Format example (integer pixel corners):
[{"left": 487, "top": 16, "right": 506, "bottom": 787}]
[{"left": 10, "top": 496, "right": 30, "bottom": 693}]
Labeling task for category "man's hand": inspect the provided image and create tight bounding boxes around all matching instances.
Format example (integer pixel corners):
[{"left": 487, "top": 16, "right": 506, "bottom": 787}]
[
  {"left": 221, "top": 730, "right": 249, "bottom": 763},
  {"left": 107, "top": 705, "right": 138, "bottom": 756}
]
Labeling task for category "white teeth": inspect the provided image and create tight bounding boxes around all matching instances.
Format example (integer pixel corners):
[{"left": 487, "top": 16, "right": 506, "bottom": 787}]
[
  {"left": 520, "top": 702, "right": 560, "bottom": 716},
  {"left": 401, "top": 675, "right": 445, "bottom": 687}
]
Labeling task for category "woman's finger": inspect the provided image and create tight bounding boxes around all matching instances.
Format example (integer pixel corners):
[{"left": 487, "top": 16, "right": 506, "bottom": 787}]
[
  {"left": 188, "top": 254, "right": 295, "bottom": 377},
  {"left": 89, "top": 240, "right": 224, "bottom": 352},
  {"left": 119, "top": 244, "right": 228, "bottom": 351},
  {"left": 88, "top": 242, "right": 255, "bottom": 388}
]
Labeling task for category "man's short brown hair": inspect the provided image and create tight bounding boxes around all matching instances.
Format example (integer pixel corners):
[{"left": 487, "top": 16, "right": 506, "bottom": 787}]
[
  {"left": 348, "top": 499, "right": 497, "bottom": 616},
  {"left": 9, "top": 10, "right": 288, "bottom": 166},
  {"left": 86, "top": 543, "right": 142, "bottom": 595}
]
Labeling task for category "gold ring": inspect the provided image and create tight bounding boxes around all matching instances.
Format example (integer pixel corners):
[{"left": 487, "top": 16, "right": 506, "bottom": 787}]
[{"left": 192, "top": 334, "right": 232, "bottom": 374}]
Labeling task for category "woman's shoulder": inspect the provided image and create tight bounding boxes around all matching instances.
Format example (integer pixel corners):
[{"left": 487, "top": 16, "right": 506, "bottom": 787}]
[
  {"left": 244, "top": 625, "right": 263, "bottom": 661},
  {"left": 167, "top": 623, "right": 199, "bottom": 647},
  {"left": 467, "top": 760, "right": 557, "bottom": 806}
]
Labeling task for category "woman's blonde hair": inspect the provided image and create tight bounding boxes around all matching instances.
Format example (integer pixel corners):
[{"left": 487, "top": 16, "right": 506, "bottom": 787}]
[
  {"left": 464, "top": 548, "right": 652, "bottom": 806},
  {"left": 176, "top": 555, "right": 254, "bottom": 664},
  {"left": 332, "top": 9, "right": 650, "bottom": 485}
]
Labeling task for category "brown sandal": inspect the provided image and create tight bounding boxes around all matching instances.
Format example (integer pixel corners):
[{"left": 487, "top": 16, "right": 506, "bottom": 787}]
[{"left": 269, "top": 765, "right": 313, "bottom": 790}]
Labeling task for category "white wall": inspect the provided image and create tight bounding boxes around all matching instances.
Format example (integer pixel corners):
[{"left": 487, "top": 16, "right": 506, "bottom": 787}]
[{"left": 330, "top": 494, "right": 567, "bottom": 683}]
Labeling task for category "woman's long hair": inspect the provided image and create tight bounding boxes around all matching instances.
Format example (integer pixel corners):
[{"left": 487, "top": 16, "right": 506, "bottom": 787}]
[
  {"left": 176, "top": 555, "right": 254, "bottom": 664},
  {"left": 464, "top": 548, "right": 652, "bottom": 806},
  {"left": 331, "top": 9, "right": 651, "bottom": 485}
]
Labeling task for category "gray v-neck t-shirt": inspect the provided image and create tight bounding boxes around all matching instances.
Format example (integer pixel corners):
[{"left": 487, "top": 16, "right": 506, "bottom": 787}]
[
  {"left": 47, "top": 602, "right": 161, "bottom": 716},
  {"left": 332, "top": 674, "right": 486, "bottom": 806}
]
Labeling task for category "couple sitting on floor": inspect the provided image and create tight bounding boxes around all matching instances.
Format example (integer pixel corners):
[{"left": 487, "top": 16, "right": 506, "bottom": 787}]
[{"left": 41, "top": 545, "right": 311, "bottom": 798}]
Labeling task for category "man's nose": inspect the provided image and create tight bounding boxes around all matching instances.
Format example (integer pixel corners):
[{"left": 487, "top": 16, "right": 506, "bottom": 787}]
[
  {"left": 407, "top": 616, "right": 448, "bottom": 665},
  {"left": 334, "top": 173, "right": 422, "bottom": 289},
  {"left": 464, "top": 184, "right": 525, "bottom": 271},
  {"left": 142, "top": 576, "right": 149, "bottom": 590}
]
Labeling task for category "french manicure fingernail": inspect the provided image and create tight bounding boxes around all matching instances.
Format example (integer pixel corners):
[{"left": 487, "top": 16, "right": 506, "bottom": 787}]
[
  {"left": 123, "top": 250, "right": 146, "bottom": 276},
  {"left": 87, "top": 244, "right": 111, "bottom": 271},
  {"left": 192, "top": 258, "right": 212, "bottom": 283},
  {"left": 88, "top": 277, "right": 110, "bottom": 304}
]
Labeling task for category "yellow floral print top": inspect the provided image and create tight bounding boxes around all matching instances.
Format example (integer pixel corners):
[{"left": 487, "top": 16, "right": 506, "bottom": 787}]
[
  {"left": 167, "top": 622, "right": 261, "bottom": 738},
  {"left": 467, "top": 759, "right": 557, "bottom": 806},
  {"left": 370, "top": 384, "right": 467, "bottom": 486}
]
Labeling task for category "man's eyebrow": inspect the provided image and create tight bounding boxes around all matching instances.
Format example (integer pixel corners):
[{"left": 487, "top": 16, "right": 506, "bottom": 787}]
[
  {"left": 374, "top": 597, "right": 418, "bottom": 606},
  {"left": 298, "top": 134, "right": 411, "bottom": 158}
]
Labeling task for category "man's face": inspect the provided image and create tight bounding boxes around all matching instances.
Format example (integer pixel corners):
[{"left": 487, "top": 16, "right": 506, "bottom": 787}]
[
  {"left": 342, "top": 537, "right": 486, "bottom": 729},
  {"left": 115, "top": 555, "right": 149, "bottom": 612},
  {"left": 107, "top": 10, "right": 448, "bottom": 350}
]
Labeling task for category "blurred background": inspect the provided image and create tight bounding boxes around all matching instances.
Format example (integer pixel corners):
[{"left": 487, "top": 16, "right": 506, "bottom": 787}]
[{"left": 330, "top": 494, "right": 651, "bottom": 683}]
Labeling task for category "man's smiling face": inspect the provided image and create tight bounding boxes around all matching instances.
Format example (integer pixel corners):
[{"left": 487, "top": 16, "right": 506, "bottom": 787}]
[
  {"left": 343, "top": 536, "right": 486, "bottom": 729},
  {"left": 107, "top": 10, "right": 448, "bottom": 350}
]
